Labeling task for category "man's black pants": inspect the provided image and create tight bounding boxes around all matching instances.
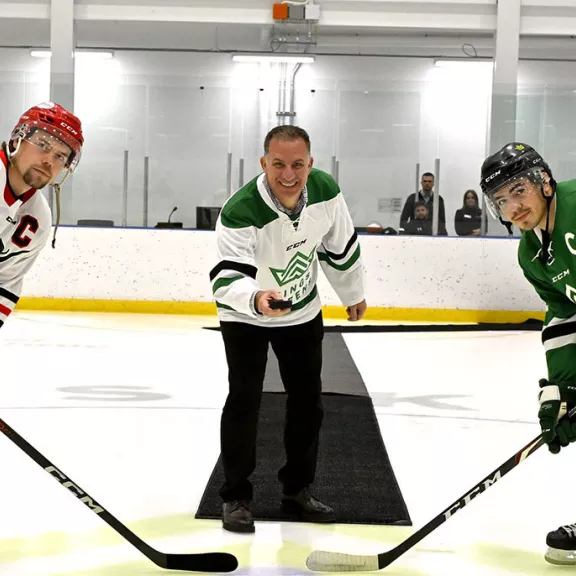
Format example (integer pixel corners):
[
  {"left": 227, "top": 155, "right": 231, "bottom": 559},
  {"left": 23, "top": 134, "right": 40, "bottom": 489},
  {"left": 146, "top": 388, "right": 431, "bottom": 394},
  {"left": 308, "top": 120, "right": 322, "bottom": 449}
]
[{"left": 219, "top": 312, "right": 324, "bottom": 502}]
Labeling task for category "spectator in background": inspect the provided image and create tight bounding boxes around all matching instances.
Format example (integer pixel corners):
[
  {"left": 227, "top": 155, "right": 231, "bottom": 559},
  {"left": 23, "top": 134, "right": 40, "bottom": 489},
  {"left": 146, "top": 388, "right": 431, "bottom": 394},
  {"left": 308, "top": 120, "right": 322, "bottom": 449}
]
[
  {"left": 400, "top": 202, "right": 432, "bottom": 236},
  {"left": 454, "top": 189, "right": 482, "bottom": 236},
  {"left": 399, "top": 172, "right": 446, "bottom": 232},
  {"left": 400, "top": 202, "right": 448, "bottom": 236}
]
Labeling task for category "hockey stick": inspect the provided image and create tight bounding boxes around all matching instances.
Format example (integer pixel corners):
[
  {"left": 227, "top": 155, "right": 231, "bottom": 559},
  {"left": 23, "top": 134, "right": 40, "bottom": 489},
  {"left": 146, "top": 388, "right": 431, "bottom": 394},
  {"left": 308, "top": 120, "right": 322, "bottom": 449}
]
[
  {"left": 0, "top": 416, "right": 238, "bottom": 573},
  {"left": 306, "top": 406, "right": 576, "bottom": 572}
]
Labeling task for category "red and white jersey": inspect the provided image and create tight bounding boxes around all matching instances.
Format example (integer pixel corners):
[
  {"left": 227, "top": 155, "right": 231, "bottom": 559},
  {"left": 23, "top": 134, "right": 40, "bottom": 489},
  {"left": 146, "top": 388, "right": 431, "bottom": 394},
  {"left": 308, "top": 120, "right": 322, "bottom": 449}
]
[{"left": 0, "top": 147, "right": 51, "bottom": 327}]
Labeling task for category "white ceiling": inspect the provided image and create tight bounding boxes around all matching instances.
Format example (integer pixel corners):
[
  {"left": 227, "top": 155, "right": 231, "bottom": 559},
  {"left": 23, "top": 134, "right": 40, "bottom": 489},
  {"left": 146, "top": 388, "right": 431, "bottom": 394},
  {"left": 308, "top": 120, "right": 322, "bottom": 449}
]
[{"left": 0, "top": 0, "right": 576, "bottom": 60}]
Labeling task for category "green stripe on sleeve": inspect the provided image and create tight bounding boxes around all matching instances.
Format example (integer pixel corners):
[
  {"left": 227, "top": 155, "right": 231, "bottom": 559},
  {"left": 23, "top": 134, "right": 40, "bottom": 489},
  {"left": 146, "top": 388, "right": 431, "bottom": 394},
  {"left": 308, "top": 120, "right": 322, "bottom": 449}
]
[
  {"left": 318, "top": 244, "right": 361, "bottom": 271},
  {"left": 290, "top": 286, "right": 318, "bottom": 311},
  {"left": 212, "top": 275, "right": 244, "bottom": 295}
]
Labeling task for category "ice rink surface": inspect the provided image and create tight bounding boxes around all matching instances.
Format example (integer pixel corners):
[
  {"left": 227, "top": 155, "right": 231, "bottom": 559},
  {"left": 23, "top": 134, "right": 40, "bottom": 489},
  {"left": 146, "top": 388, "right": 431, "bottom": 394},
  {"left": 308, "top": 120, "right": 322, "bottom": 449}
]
[{"left": 0, "top": 310, "right": 571, "bottom": 575}]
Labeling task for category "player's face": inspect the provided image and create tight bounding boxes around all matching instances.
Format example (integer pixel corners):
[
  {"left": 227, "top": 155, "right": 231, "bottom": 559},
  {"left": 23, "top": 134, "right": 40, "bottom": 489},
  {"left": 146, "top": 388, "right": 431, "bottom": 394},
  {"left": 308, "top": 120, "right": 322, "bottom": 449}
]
[
  {"left": 13, "top": 130, "right": 71, "bottom": 189},
  {"left": 260, "top": 138, "right": 313, "bottom": 208},
  {"left": 492, "top": 178, "right": 552, "bottom": 231}
]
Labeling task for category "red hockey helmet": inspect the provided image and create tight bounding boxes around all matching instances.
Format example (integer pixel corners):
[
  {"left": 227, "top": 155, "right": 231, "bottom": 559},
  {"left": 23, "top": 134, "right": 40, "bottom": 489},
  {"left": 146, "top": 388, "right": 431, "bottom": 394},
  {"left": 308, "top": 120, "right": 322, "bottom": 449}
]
[{"left": 10, "top": 102, "right": 84, "bottom": 171}]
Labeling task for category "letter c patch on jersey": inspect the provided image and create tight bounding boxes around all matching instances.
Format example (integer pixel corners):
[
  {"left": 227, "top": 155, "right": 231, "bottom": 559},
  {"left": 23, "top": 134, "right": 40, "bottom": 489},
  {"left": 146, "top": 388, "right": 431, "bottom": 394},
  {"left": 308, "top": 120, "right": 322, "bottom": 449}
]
[
  {"left": 566, "top": 233, "right": 576, "bottom": 256},
  {"left": 12, "top": 215, "right": 39, "bottom": 248}
]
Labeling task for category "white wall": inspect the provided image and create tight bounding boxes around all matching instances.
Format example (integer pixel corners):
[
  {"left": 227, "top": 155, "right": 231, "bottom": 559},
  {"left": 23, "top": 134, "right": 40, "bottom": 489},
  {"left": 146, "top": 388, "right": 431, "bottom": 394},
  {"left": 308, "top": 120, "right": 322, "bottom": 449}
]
[
  {"left": 517, "top": 60, "right": 576, "bottom": 184},
  {"left": 22, "top": 227, "right": 545, "bottom": 313},
  {"left": 0, "top": 51, "right": 50, "bottom": 143}
]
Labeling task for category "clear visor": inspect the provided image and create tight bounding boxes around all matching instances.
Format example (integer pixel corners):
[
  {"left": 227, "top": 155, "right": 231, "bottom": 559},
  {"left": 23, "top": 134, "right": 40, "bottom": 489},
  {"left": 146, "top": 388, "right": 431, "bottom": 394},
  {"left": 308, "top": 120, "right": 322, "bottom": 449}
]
[
  {"left": 13, "top": 124, "right": 81, "bottom": 173},
  {"left": 485, "top": 168, "right": 546, "bottom": 220}
]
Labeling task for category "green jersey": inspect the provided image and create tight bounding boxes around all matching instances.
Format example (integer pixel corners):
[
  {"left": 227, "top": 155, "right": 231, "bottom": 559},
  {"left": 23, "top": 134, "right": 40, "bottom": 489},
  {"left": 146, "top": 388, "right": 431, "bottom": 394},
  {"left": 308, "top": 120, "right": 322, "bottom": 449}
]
[{"left": 518, "top": 179, "right": 576, "bottom": 387}]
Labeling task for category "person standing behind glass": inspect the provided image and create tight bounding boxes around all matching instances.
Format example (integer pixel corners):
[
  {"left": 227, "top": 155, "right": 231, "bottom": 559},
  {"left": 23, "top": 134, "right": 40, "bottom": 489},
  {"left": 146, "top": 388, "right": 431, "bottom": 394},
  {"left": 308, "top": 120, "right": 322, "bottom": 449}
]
[
  {"left": 399, "top": 172, "right": 446, "bottom": 231},
  {"left": 454, "top": 189, "right": 482, "bottom": 236}
]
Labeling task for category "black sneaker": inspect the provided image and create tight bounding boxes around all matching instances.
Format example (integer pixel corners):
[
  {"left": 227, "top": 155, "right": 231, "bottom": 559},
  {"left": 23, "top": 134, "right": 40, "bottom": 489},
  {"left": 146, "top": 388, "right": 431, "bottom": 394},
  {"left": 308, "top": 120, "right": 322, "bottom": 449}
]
[
  {"left": 545, "top": 524, "right": 576, "bottom": 565},
  {"left": 222, "top": 500, "right": 255, "bottom": 533},
  {"left": 281, "top": 489, "right": 336, "bottom": 523}
]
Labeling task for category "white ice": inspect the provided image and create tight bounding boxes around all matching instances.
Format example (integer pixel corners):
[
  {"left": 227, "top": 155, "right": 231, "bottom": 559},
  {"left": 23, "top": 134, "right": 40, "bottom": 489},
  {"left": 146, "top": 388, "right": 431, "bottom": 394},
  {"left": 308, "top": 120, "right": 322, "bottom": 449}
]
[{"left": 0, "top": 311, "right": 569, "bottom": 576}]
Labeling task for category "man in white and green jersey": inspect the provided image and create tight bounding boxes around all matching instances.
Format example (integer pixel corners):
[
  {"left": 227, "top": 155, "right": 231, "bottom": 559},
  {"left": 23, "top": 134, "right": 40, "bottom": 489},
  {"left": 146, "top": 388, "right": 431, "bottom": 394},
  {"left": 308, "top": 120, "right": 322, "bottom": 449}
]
[
  {"left": 481, "top": 142, "right": 576, "bottom": 566},
  {"left": 210, "top": 125, "right": 366, "bottom": 533}
]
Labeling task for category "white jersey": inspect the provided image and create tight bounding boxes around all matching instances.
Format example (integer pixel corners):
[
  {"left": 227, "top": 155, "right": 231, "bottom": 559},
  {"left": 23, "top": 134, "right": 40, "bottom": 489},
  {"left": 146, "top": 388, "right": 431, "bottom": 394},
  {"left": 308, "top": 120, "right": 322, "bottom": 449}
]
[
  {"left": 210, "top": 168, "right": 365, "bottom": 327},
  {"left": 0, "top": 147, "right": 51, "bottom": 327}
]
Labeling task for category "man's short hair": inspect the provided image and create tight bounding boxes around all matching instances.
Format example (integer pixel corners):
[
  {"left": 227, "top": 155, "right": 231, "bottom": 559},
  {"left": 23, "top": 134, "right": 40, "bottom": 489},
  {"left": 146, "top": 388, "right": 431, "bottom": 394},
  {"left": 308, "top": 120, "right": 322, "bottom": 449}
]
[
  {"left": 422, "top": 172, "right": 434, "bottom": 179},
  {"left": 264, "top": 125, "right": 311, "bottom": 155},
  {"left": 414, "top": 201, "right": 429, "bottom": 213}
]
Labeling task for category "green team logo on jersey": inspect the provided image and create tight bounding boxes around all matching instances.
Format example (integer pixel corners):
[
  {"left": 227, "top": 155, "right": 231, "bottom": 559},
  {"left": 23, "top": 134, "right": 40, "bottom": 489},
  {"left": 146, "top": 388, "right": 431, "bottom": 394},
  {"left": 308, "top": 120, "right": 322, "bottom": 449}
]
[
  {"left": 270, "top": 248, "right": 316, "bottom": 286},
  {"left": 532, "top": 240, "right": 555, "bottom": 266}
]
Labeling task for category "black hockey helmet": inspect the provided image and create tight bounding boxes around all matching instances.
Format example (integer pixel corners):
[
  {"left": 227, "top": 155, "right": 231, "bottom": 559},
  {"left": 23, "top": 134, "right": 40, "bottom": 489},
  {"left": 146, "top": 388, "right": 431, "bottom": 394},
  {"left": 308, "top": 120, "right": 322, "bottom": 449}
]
[{"left": 480, "top": 142, "right": 555, "bottom": 219}]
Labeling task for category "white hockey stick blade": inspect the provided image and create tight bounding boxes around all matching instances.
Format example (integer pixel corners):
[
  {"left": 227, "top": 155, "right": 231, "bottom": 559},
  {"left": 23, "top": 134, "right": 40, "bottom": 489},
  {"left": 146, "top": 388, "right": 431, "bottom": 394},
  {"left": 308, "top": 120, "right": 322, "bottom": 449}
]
[{"left": 306, "top": 550, "right": 380, "bottom": 572}]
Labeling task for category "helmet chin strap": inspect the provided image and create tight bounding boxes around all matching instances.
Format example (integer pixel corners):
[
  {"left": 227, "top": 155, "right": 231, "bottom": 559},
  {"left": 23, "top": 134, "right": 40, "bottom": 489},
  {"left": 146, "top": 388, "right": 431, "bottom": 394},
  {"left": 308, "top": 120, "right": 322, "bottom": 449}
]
[
  {"left": 539, "top": 183, "right": 555, "bottom": 264},
  {"left": 50, "top": 170, "right": 71, "bottom": 249},
  {"left": 498, "top": 216, "right": 513, "bottom": 236},
  {"left": 51, "top": 183, "right": 61, "bottom": 249}
]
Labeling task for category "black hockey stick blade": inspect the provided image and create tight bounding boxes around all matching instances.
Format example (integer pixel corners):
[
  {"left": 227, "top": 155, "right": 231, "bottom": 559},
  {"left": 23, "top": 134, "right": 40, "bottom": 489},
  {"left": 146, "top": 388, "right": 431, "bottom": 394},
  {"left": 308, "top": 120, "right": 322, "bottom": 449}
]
[
  {"left": 162, "top": 552, "right": 238, "bottom": 572},
  {"left": 306, "top": 406, "right": 576, "bottom": 572},
  {"left": 0, "top": 416, "right": 238, "bottom": 573}
]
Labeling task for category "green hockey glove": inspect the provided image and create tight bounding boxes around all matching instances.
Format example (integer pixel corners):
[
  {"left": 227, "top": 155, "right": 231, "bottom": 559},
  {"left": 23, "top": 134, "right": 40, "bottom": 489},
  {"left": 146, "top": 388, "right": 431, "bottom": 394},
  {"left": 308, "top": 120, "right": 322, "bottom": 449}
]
[{"left": 538, "top": 379, "right": 576, "bottom": 454}]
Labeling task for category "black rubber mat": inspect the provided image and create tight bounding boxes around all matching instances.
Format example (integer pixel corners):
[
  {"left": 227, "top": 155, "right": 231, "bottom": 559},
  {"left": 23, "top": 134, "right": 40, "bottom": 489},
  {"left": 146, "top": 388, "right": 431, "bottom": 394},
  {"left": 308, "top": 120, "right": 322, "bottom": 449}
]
[
  {"left": 205, "top": 318, "right": 543, "bottom": 334},
  {"left": 317, "top": 319, "right": 543, "bottom": 333},
  {"left": 263, "top": 333, "right": 369, "bottom": 396},
  {"left": 195, "top": 393, "right": 411, "bottom": 526}
]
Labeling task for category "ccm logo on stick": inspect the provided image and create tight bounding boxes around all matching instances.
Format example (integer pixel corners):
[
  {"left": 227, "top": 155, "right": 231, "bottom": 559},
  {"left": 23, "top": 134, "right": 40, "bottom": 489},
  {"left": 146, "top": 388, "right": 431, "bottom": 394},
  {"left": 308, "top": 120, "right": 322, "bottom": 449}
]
[
  {"left": 45, "top": 466, "right": 105, "bottom": 514},
  {"left": 443, "top": 471, "right": 502, "bottom": 520}
]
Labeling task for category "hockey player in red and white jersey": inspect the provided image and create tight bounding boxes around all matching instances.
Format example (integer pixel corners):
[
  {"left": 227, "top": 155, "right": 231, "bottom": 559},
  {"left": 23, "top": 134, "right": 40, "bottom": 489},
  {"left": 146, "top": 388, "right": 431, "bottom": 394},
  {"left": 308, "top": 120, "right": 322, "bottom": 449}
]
[{"left": 0, "top": 102, "right": 84, "bottom": 327}]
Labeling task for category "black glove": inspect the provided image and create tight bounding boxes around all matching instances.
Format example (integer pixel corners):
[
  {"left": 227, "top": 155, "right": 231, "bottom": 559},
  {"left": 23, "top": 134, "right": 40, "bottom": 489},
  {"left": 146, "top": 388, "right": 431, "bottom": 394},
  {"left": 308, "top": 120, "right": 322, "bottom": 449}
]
[{"left": 538, "top": 379, "right": 576, "bottom": 454}]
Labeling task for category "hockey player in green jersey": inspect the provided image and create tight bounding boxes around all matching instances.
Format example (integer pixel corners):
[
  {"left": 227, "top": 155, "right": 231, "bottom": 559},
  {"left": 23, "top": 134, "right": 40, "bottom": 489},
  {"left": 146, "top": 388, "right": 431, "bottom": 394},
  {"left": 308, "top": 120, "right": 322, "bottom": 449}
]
[{"left": 481, "top": 142, "right": 576, "bottom": 565}]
